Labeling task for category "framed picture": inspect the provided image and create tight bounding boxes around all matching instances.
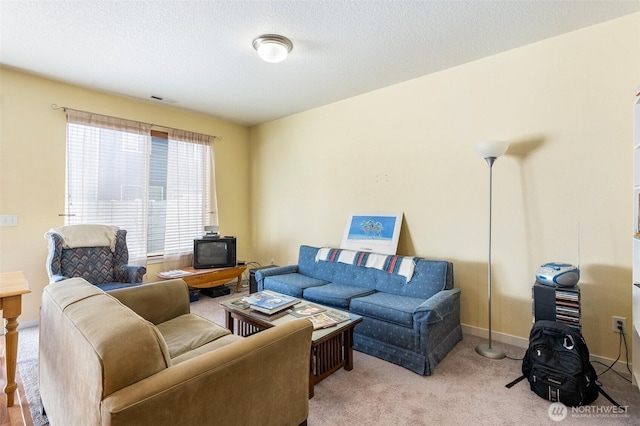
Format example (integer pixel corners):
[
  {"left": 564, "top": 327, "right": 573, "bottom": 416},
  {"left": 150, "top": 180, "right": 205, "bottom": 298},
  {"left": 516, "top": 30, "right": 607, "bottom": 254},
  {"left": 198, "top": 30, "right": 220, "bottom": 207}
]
[{"left": 340, "top": 212, "right": 403, "bottom": 255}]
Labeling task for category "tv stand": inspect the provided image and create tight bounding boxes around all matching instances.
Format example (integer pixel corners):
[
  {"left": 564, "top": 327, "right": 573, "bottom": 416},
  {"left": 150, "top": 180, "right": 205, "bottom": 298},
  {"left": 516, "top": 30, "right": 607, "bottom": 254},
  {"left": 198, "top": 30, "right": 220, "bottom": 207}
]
[{"left": 159, "top": 266, "right": 246, "bottom": 292}]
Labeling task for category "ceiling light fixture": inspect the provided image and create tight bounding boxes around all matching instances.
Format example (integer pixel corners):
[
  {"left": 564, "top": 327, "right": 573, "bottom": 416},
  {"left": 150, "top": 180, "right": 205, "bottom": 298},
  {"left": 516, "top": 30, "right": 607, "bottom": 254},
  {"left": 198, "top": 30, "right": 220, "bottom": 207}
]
[{"left": 252, "top": 34, "right": 293, "bottom": 63}]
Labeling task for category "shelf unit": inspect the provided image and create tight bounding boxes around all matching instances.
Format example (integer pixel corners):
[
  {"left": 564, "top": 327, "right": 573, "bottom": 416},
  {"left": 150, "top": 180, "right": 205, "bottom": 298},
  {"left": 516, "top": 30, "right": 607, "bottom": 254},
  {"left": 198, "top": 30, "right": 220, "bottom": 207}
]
[
  {"left": 532, "top": 281, "right": 581, "bottom": 331},
  {"left": 633, "top": 95, "right": 640, "bottom": 390}
]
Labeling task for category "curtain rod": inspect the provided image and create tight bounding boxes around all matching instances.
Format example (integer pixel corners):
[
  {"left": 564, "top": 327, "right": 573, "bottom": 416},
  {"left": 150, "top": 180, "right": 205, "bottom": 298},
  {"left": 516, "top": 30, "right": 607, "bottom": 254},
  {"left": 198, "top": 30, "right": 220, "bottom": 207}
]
[{"left": 51, "top": 104, "right": 223, "bottom": 141}]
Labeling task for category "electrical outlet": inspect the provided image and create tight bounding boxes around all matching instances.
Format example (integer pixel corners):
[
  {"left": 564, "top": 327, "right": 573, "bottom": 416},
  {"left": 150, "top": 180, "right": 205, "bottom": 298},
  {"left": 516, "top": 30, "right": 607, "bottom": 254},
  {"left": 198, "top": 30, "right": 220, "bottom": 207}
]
[{"left": 612, "top": 316, "right": 626, "bottom": 333}]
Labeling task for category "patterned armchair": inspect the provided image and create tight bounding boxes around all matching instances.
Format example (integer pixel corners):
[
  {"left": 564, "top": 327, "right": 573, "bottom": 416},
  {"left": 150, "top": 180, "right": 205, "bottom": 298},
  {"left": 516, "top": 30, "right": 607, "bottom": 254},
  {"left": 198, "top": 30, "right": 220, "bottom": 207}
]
[{"left": 46, "top": 226, "right": 146, "bottom": 291}]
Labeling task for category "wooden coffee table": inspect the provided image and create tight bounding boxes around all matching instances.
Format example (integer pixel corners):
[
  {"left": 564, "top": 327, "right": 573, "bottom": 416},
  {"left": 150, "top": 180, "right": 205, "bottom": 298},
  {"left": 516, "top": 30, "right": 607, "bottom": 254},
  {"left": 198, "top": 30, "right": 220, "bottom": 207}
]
[{"left": 220, "top": 292, "right": 362, "bottom": 398}]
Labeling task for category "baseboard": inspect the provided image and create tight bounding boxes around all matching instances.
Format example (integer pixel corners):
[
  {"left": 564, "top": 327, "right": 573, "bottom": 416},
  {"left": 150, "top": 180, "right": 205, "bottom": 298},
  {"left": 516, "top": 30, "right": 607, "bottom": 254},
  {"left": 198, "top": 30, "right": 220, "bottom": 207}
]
[
  {"left": 462, "top": 324, "right": 529, "bottom": 352},
  {"left": 462, "top": 323, "right": 633, "bottom": 379},
  {"left": 20, "top": 319, "right": 39, "bottom": 329}
]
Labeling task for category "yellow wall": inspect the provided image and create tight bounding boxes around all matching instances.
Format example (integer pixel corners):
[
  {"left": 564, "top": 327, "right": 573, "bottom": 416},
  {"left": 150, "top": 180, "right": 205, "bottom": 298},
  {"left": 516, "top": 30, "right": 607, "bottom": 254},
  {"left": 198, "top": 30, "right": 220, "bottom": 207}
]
[
  {"left": 249, "top": 14, "right": 640, "bottom": 360},
  {"left": 0, "top": 68, "right": 250, "bottom": 325},
  {"left": 1, "top": 14, "right": 638, "bottom": 362}
]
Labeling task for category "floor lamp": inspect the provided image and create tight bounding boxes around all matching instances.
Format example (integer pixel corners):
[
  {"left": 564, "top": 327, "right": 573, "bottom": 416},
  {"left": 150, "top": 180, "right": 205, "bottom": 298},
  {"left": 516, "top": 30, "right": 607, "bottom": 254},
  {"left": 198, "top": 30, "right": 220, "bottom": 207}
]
[{"left": 475, "top": 140, "right": 509, "bottom": 359}]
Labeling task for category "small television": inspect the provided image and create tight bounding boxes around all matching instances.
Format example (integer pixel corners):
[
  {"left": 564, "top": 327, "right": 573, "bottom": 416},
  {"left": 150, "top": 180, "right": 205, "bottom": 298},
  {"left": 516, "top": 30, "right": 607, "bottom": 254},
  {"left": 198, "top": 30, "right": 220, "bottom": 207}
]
[{"left": 193, "top": 237, "right": 236, "bottom": 269}]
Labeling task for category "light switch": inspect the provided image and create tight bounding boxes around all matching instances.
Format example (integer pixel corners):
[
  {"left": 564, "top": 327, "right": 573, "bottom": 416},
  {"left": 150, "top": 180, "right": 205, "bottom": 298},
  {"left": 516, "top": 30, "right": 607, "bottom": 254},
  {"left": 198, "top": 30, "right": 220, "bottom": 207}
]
[{"left": 0, "top": 215, "right": 18, "bottom": 227}]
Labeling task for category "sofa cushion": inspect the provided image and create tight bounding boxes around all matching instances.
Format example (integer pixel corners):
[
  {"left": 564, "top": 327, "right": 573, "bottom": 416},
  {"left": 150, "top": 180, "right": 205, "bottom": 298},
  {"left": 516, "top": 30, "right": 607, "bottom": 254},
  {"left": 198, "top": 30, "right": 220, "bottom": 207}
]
[
  {"left": 349, "top": 292, "right": 426, "bottom": 328},
  {"left": 263, "top": 272, "right": 329, "bottom": 298},
  {"left": 375, "top": 259, "right": 451, "bottom": 299},
  {"left": 302, "top": 283, "right": 375, "bottom": 309},
  {"left": 171, "top": 334, "right": 244, "bottom": 364},
  {"left": 156, "top": 313, "right": 232, "bottom": 359}
]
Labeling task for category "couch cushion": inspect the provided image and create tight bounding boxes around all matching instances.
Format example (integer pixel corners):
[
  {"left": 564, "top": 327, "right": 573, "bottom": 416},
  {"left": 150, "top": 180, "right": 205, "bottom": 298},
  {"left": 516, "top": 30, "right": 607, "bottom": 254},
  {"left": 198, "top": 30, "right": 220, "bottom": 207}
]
[
  {"left": 375, "top": 259, "right": 452, "bottom": 299},
  {"left": 298, "top": 246, "right": 453, "bottom": 300},
  {"left": 156, "top": 313, "right": 232, "bottom": 359},
  {"left": 263, "top": 272, "right": 329, "bottom": 298},
  {"left": 302, "top": 283, "right": 375, "bottom": 309},
  {"left": 349, "top": 292, "right": 426, "bottom": 328},
  {"left": 171, "top": 334, "right": 244, "bottom": 364}
]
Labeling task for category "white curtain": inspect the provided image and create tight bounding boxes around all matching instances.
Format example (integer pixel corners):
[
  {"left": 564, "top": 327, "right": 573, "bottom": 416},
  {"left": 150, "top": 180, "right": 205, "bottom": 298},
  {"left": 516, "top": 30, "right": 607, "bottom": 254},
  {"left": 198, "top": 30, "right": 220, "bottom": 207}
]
[
  {"left": 160, "top": 129, "right": 216, "bottom": 268},
  {"left": 65, "top": 109, "right": 216, "bottom": 268}
]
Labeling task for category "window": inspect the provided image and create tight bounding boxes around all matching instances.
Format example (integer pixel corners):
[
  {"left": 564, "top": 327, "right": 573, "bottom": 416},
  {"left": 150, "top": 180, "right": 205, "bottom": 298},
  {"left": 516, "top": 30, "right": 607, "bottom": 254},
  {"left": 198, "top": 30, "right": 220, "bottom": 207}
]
[{"left": 64, "top": 110, "right": 216, "bottom": 264}]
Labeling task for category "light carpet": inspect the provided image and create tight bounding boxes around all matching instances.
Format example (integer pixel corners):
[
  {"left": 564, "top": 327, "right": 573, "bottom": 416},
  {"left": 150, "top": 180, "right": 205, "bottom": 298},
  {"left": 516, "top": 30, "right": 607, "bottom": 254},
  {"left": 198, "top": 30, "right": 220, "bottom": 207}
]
[{"left": 17, "top": 288, "right": 640, "bottom": 425}]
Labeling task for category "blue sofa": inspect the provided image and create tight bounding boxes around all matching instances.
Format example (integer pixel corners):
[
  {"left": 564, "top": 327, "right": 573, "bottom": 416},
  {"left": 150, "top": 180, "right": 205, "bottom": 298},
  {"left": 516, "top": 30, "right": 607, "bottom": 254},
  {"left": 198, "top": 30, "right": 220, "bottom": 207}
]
[{"left": 255, "top": 245, "right": 462, "bottom": 375}]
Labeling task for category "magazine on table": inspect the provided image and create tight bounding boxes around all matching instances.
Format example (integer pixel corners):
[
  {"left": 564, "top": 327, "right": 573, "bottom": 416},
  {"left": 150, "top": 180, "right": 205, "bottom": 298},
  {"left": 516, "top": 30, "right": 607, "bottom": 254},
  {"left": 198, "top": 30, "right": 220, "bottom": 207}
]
[
  {"left": 306, "top": 309, "right": 351, "bottom": 330},
  {"left": 288, "top": 303, "right": 326, "bottom": 318},
  {"left": 243, "top": 291, "right": 300, "bottom": 314},
  {"left": 157, "top": 269, "right": 191, "bottom": 278}
]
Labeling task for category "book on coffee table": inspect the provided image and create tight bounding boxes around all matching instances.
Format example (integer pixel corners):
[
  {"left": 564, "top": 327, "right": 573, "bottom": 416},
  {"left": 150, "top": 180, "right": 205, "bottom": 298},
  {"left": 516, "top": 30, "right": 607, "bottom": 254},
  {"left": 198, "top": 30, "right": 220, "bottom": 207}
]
[
  {"left": 244, "top": 292, "right": 300, "bottom": 314},
  {"left": 249, "top": 309, "right": 290, "bottom": 321}
]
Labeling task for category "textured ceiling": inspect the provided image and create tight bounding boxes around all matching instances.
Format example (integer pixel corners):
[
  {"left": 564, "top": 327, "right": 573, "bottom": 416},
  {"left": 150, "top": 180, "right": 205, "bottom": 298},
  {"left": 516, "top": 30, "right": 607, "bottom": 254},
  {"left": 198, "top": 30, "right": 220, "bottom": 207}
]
[{"left": 1, "top": 1, "right": 638, "bottom": 126}]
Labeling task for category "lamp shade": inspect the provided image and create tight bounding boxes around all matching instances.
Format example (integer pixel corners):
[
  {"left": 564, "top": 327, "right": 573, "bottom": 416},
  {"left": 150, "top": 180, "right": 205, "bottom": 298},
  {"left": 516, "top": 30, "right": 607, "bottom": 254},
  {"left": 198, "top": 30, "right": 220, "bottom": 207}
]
[
  {"left": 252, "top": 34, "right": 293, "bottom": 63},
  {"left": 475, "top": 141, "right": 509, "bottom": 159}
]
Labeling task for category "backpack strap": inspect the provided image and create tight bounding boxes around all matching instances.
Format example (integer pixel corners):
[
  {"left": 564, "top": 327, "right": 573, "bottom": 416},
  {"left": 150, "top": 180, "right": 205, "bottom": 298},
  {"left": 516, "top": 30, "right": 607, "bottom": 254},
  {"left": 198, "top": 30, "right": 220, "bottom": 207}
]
[
  {"left": 595, "top": 383, "right": 622, "bottom": 408},
  {"left": 505, "top": 375, "right": 526, "bottom": 389}
]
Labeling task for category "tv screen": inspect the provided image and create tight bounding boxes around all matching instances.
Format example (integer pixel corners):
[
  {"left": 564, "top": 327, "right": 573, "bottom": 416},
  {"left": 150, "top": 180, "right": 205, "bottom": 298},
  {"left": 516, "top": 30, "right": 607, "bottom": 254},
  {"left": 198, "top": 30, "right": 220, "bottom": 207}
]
[{"left": 193, "top": 237, "right": 236, "bottom": 269}]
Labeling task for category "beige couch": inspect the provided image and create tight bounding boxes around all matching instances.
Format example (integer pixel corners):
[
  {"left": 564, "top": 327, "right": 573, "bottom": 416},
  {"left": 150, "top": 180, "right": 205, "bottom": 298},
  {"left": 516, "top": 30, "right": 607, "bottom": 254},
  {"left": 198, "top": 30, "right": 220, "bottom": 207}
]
[{"left": 39, "top": 277, "right": 313, "bottom": 426}]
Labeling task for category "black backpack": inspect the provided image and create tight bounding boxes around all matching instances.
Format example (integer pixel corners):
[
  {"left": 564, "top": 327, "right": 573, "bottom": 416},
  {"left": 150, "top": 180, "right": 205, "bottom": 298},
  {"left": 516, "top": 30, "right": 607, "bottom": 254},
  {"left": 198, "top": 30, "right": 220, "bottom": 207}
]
[{"left": 506, "top": 320, "right": 619, "bottom": 407}]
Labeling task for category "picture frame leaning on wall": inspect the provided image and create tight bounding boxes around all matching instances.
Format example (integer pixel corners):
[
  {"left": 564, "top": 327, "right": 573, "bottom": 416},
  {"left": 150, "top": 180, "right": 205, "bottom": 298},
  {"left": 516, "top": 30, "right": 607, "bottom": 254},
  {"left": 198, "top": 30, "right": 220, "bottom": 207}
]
[{"left": 340, "top": 212, "right": 403, "bottom": 255}]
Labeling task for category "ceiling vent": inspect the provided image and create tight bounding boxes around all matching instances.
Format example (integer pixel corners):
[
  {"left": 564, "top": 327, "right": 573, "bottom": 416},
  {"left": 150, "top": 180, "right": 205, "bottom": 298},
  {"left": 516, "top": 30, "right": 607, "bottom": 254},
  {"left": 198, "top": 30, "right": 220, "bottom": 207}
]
[{"left": 149, "top": 95, "right": 176, "bottom": 104}]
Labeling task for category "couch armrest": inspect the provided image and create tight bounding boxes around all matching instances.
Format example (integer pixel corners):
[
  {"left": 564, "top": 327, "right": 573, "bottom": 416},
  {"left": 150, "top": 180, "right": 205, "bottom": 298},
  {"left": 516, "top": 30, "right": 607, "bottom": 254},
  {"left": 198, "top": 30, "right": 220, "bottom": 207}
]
[
  {"left": 413, "top": 288, "right": 461, "bottom": 324},
  {"left": 109, "top": 279, "right": 190, "bottom": 325},
  {"left": 255, "top": 264, "right": 299, "bottom": 291},
  {"left": 115, "top": 265, "right": 147, "bottom": 283},
  {"left": 101, "top": 319, "right": 313, "bottom": 426}
]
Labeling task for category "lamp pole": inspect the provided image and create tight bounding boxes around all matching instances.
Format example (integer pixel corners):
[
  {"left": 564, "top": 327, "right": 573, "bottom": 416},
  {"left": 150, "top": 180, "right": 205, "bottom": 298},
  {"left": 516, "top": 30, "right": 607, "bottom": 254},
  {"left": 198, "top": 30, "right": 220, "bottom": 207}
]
[{"left": 475, "top": 141, "right": 508, "bottom": 359}]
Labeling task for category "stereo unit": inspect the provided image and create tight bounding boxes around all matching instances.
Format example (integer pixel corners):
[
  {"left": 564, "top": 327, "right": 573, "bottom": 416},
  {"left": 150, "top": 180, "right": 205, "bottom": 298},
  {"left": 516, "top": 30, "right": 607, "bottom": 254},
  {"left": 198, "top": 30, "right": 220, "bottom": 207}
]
[{"left": 535, "top": 262, "right": 580, "bottom": 287}]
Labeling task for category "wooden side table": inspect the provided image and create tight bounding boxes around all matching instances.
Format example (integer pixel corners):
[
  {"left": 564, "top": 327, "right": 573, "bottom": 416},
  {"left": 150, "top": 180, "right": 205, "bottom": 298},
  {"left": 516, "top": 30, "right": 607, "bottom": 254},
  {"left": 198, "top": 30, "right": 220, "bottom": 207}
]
[
  {"left": 0, "top": 271, "right": 31, "bottom": 407},
  {"left": 158, "top": 266, "right": 247, "bottom": 292}
]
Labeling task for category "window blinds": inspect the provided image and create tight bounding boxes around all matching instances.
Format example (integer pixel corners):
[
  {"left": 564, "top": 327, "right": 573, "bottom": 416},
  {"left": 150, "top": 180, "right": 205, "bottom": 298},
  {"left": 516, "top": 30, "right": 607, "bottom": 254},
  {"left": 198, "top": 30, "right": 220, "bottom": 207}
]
[{"left": 65, "top": 109, "right": 215, "bottom": 264}]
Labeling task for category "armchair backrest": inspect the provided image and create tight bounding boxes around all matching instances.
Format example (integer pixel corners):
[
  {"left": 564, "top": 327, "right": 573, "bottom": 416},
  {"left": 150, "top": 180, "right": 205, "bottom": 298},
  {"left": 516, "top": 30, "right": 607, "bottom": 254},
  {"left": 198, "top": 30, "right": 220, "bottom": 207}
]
[{"left": 46, "top": 228, "right": 132, "bottom": 285}]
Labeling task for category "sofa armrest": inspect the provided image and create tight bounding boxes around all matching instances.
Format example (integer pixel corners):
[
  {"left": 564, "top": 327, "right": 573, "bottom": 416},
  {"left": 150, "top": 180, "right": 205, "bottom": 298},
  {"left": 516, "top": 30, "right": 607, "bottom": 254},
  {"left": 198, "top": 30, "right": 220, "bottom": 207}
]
[
  {"left": 115, "top": 265, "right": 147, "bottom": 283},
  {"left": 255, "top": 264, "right": 299, "bottom": 291},
  {"left": 101, "top": 319, "right": 313, "bottom": 426},
  {"left": 109, "top": 279, "right": 190, "bottom": 325},
  {"left": 413, "top": 288, "right": 461, "bottom": 324}
]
